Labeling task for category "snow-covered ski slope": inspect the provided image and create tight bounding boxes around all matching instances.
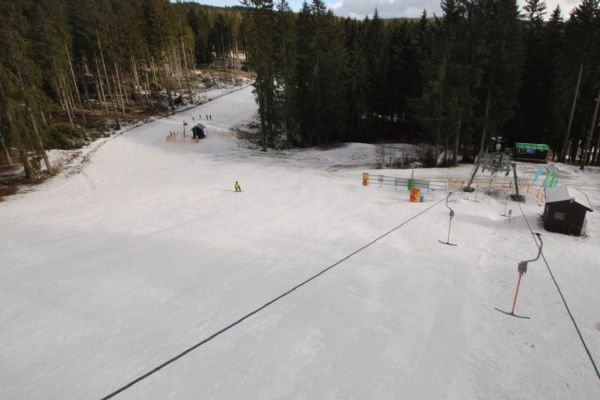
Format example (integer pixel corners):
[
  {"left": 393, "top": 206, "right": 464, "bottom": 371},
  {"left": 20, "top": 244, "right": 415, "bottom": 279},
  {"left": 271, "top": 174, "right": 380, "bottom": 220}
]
[{"left": 1, "top": 86, "right": 600, "bottom": 399}]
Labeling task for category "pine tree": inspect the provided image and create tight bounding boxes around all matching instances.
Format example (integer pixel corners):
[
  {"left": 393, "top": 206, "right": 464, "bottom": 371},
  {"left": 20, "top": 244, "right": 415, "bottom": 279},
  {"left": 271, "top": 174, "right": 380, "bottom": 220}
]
[
  {"left": 0, "top": 1, "right": 52, "bottom": 177},
  {"left": 274, "top": 0, "right": 297, "bottom": 147},
  {"left": 242, "top": 0, "right": 277, "bottom": 150},
  {"left": 364, "top": 10, "right": 387, "bottom": 141},
  {"left": 559, "top": 0, "right": 600, "bottom": 162},
  {"left": 539, "top": 6, "right": 565, "bottom": 158},
  {"left": 475, "top": 0, "right": 523, "bottom": 155},
  {"left": 294, "top": 2, "right": 314, "bottom": 145},
  {"left": 505, "top": 0, "right": 547, "bottom": 145},
  {"left": 344, "top": 19, "right": 368, "bottom": 141}
]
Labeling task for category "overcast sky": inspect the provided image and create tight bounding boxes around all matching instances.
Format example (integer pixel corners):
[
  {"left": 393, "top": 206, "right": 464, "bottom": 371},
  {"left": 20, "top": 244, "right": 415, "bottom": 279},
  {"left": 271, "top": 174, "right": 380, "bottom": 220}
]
[{"left": 191, "top": 0, "right": 582, "bottom": 19}]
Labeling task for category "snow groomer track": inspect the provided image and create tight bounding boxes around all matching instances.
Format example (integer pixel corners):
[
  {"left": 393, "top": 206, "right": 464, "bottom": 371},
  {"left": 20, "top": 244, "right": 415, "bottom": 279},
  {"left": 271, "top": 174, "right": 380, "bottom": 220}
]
[{"left": 1, "top": 87, "right": 599, "bottom": 400}]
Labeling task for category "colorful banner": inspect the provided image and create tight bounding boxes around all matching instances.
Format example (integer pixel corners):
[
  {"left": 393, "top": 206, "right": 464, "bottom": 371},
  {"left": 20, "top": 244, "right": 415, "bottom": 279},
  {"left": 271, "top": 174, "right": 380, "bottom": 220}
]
[
  {"left": 549, "top": 172, "right": 558, "bottom": 187},
  {"left": 542, "top": 172, "right": 553, "bottom": 188},
  {"left": 532, "top": 167, "right": 545, "bottom": 184}
]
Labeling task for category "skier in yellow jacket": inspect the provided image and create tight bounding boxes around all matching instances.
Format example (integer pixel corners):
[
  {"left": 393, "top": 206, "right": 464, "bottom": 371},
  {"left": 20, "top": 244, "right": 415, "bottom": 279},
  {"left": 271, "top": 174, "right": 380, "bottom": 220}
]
[{"left": 234, "top": 181, "right": 241, "bottom": 192}]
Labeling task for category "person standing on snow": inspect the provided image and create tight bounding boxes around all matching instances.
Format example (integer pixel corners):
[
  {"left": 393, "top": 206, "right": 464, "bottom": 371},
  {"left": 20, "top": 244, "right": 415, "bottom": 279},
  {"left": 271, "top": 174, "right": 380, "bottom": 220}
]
[{"left": 234, "top": 181, "right": 241, "bottom": 192}]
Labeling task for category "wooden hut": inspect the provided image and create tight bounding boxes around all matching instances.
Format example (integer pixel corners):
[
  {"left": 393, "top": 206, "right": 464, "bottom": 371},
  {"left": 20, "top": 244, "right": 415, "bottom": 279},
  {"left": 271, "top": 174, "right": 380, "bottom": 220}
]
[
  {"left": 543, "top": 186, "right": 593, "bottom": 236},
  {"left": 192, "top": 123, "right": 206, "bottom": 139}
]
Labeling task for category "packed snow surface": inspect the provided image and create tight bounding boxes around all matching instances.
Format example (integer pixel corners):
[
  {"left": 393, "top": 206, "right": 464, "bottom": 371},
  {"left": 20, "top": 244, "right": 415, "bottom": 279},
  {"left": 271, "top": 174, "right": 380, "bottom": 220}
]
[{"left": 1, "top": 86, "right": 600, "bottom": 400}]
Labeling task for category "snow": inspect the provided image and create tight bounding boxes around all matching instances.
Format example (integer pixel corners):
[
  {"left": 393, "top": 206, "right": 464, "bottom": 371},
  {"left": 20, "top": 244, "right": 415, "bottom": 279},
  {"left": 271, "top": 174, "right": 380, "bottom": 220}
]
[
  {"left": 545, "top": 185, "right": 571, "bottom": 203},
  {"left": 1, "top": 86, "right": 600, "bottom": 400}
]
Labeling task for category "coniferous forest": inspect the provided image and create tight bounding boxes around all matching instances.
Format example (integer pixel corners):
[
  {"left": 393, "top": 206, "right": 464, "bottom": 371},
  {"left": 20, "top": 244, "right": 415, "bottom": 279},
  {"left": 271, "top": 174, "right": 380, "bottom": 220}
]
[
  {"left": 1, "top": 0, "right": 600, "bottom": 181},
  {"left": 244, "top": 0, "right": 600, "bottom": 167}
]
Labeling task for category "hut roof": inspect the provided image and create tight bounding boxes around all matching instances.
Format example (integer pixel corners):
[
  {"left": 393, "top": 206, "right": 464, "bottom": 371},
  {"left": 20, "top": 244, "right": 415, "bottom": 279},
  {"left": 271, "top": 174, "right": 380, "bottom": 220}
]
[
  {"left": 545, "top": 186, "right": 593, "bottom": 211},
  {"left": 547, "top": 199, "right": 593, "bottom": 212},
  {"left": 545, "top": 186, "right": 570, "bottom": 203},
  {"left": 515, "top": 143, "right": 550, "bottom": 151}
]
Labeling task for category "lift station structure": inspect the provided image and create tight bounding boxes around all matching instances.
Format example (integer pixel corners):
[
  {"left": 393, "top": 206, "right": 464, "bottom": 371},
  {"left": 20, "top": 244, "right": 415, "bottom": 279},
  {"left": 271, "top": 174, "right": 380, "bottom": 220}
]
[{"left": 463, "top": 138, "right": 526, "bottom": 202}]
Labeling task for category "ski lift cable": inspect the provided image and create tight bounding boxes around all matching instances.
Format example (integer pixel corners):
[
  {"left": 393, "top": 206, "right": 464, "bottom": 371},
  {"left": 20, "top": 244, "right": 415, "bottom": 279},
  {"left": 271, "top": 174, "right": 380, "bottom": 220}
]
[
  {"left": 517, "top": 203, "right": 600, "bottom": 383},
  {"left": 99, "top": 198, "right": 446, "bottom": 400}
]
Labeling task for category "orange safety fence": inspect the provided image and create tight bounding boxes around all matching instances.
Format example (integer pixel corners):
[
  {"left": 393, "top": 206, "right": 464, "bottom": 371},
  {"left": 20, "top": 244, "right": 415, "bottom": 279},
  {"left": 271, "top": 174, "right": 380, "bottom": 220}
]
[
  {"left": 166, "top": 132, "right": 201, "bottom": 143},
  {"left": 363, "top": 174, "right": 546, "bottom": 203},
  {"left": 447, "top": 178, "right": 545, "bottom": 203}
]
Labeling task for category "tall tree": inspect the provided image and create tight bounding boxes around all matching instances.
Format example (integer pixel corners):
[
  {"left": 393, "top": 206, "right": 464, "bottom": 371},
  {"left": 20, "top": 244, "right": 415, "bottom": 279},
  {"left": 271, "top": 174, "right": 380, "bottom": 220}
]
[
  {"left": 242, "top": 0, "right": 277, "bottom": 151},
  {"left": 559, "top": 0, "right": 600, "bottom": 162},
  {"left": 476, "top": 0, "right": 523, "bottom": 155}
]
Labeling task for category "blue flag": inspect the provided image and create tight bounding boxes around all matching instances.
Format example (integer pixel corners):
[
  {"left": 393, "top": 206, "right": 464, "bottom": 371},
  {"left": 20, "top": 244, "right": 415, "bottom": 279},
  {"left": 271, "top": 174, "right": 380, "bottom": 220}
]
[{"left": 532, "top": 167, "right": 544, "bottom": 184}]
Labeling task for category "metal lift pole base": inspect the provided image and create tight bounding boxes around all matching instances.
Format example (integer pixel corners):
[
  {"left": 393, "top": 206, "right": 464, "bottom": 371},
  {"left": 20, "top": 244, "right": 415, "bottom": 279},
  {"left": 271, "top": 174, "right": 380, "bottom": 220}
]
[
  {"left": 438, "top": 240, "right": 458, "bottom": 246},
  {"left": 494, "top": 307, "right": 531, "bottom": 319},
  {"left": 510, "top": 194, "right": 526, "bottom": 202}
]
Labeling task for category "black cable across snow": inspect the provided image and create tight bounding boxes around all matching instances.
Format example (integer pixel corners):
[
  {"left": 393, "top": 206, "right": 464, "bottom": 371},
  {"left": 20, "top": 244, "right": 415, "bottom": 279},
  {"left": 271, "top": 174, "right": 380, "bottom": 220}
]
[
  {"left": 518, "top": 203, "right": 600, "bottom": 383},
  {"left": 99, "top": 197, "right": 445, "bottom": 400}
]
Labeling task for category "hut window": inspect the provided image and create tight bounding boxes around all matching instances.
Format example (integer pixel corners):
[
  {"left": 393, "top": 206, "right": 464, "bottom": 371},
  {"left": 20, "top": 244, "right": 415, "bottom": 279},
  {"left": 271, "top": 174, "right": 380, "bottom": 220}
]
[{"left": 553, "top": 211, "right": 566, "bottom": 221}]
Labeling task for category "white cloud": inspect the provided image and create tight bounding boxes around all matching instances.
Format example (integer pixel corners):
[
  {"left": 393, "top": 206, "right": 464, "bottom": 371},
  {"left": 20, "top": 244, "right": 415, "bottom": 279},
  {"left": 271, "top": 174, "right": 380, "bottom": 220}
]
[
  {"left": 326, "top": 0, "right": 441, "bottom": 19},
  {"left": 326, "top": 0, "right": 582, "bottom": 20},
  {"left": 544, "top": 0, "right": 580, "bottom": 17}
]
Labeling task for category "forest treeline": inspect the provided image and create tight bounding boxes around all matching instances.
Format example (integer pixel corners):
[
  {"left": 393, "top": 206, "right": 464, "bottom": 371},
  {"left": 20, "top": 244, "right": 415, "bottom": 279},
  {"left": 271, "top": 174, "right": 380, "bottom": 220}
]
[
  {"left": 0, "top": 0, "right": 244, "bottom": 179},
  {"left": 244, "top": 0, "right": 600, "bottom": 167},
  {"left": 1, "top": 0, "right": 599, "bottom": 181}
]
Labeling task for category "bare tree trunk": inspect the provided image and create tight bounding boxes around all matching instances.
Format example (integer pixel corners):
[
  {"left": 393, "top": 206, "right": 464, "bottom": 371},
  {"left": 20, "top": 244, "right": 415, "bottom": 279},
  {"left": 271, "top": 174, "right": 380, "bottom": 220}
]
[
  {"left": 479, "top": 87, "right": 492, "bottom": 158},
  {"left": 109, "top": 71, "right": 121, "bottom": 114},
  {"left": 61, "top": 70, "right": 87, "bottom": 139},
  {"left": 570, "top": 139, "right": 579, "bottom": 163},
  {"left": 18, "top": 145, "right": 34, "bottom": 180},
  {"left": 56, "top": 75, "right": 75, "bottom": 128},
  {"left": 162, "top": 52, "right": 175, "bottom": 110},
  {"left": 113, "top": 60, "right": 126, "bottom": 113},
  {"left": 131, "top": 56, "right": 145, "bottom": 106},
  {"left": 66, "top": 43, "right": 86, "bottom": 124},
  {"left": 97, "top": 32, "right": 120, "bottom": 129},
  {"left": 453, "top": 109, "right": 463, "bottom": 165},
  {"left": 150, "top": 55, "right": 159, "bottom": 87},
  {"left": 95, "top": 55, "right": 109, "bottom": 116},
  {"left": 62, "top": 73, "right": 79, "bottom": 126},
  {"left": 143, "top": 59, "right": 153, "bottom": 107},
  {"left": 433, "top": 127, "right": 440, "bottom": 167},
  {"left": 563, "top": 62, "right": 583, "bottom": 162},
  {"left": 581, "top": 87, "right": 600, "bottom": 170},
  {"left": 592, "top": 127, "right": 600, "bottom": 165},
  {"left": 220, "top": 32, "right": 227, "bottom": 68},
  {"left": 181, "top": 37, "right": 194, "bottom": 103},
  {"left": 2, "top": 99, "right": 33, "bottom": 179},
  {"left": 0, "top": 131, "right": 12, "bottom": 164},
  {"left": 172, "top": 46, "right": 183, "bottom": 100},
  {"left": 40, "top": 110, "right": 48, "bottom": 127},
  {"left": 444, "top": 132, "right": 449, "bottom": 166},
  {"left": 257, "top": 87, "right": 267, "bottom": 152},
  {"left": 55, "top": 77, "right": 67, "bottom": 112},
  {"left": 82, "top": 58, "right": 94, "bottom": 111},
  {"left": 233, "top": 29, "right": 240, "bottom": 71},
  {"left": 27, "top": 105, "right": 53, "bottom": 174},
  {"left": 56, "top": 77, "right": 68, "bottom": 113},
  {"left": 120, "top": 65, "right": 132, "bottom": 106}
]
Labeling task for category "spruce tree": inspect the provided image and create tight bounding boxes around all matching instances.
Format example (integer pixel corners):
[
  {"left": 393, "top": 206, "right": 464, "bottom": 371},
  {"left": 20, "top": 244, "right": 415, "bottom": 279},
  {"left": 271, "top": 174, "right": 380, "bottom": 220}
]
[
  {"left": 559, "top": 0, "right": 600, "bottom": 162},
  {"left": 242, "top": 0, "right": 277, "bottom": 150},
  {"left": 475, "top": 0, "right": 523, "bottom": 155}
]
